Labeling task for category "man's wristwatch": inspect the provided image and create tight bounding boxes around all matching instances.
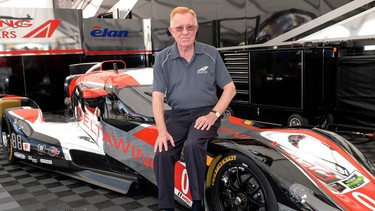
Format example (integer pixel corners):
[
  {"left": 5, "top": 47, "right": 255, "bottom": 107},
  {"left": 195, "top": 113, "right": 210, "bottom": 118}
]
[{"left": 211, "top": 110, "right": 221, "bottom": 118}]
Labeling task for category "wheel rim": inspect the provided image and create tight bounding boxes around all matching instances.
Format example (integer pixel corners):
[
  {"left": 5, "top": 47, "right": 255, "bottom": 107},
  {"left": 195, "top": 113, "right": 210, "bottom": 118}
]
[
  {"left": 218, "top": 165, "right": 267, "bottom": 210},
  {"left": 224, "top": 109, "right": 232, "bottom": 116},
  {"left": 289, "top": 118, "right": 302, "bottom": 126}
]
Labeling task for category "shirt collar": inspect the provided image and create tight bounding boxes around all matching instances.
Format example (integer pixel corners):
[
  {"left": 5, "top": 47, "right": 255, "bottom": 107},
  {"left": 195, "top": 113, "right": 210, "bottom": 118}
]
[{"left": 170, "top": 41, "right": 203, "bottom": 60}]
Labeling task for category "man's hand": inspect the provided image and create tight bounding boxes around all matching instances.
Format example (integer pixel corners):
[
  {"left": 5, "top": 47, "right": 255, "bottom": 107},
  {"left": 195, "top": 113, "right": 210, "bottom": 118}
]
[
  {"left": 194, "top": 112, "right": 217, "bottom": 131},
  {"left": 154, "top": 132, "right": 175, "bottom": 152}
]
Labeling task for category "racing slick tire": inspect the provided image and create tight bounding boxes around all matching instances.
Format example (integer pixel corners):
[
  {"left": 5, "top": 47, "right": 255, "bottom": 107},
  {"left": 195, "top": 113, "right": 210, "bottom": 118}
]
[
  {"left": 1, "top": 116, "right": 17, "bottom": 164},
  {"left": 287, "top": 114, "right": 308, "bottom": 127},
  {"left": 210, "top": 153, "right": 278, "bottom": 211}
]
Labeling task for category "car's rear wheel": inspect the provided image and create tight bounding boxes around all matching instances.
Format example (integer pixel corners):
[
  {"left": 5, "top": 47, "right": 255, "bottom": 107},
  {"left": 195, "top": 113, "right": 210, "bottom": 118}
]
[
  {"left": 320, "top": 113, "right": 334, "bottom": 129},
  {"left": 1, "top": 116, "right": 17, "bottom": 164},
  {"left": 224, "top": 106, "right": 234, "bottom": 116},
  {"left": 287, "top": 114, "right": 308, "bottom": 127},
  {"left": 210, "top": 153, "right": 277, "bottom": 211}
]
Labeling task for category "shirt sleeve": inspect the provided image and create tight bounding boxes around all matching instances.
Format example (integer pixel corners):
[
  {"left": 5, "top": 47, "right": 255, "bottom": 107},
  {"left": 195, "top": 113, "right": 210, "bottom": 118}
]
[{"left": 153, "top": 53, "right": 167, "bottom": 93}]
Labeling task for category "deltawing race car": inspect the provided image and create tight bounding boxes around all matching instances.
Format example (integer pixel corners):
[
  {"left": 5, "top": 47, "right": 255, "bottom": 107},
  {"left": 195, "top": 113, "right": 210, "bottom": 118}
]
[{"left": 1, "top": 60, "right": 375, "bottom": 211}]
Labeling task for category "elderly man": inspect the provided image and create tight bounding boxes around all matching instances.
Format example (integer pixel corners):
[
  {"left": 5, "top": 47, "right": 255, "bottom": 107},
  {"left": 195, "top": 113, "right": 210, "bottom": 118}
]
[{"left": 152, "top": 6, "right": 236, "bottom": 211}]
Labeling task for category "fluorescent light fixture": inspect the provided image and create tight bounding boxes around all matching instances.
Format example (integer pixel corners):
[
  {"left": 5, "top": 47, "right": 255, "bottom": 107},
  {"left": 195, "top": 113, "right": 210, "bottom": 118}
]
[
  {"left": 364, "top": 45, "right": 375, "bottom": 51},
  {"left": 0, "top": 0, "right": 53, "bottom": 8}
]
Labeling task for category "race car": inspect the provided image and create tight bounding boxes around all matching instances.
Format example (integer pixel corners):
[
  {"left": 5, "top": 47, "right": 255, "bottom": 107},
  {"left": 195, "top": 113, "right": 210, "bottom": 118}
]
[{"left": 1, "top": 60, "right": 375, "bottom": 210}]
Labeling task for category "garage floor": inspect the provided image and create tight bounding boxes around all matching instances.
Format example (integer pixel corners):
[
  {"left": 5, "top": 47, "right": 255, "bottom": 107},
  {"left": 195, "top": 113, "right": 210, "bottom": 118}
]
[
  {"left": 0, "top": 112, "right": 191, "bottom": 211},
  {"left": 0, "top": 121, "right": 374, "bottom": 211},
  {"left": 0, "top": 144, "right": 191, "bottom": 211}
]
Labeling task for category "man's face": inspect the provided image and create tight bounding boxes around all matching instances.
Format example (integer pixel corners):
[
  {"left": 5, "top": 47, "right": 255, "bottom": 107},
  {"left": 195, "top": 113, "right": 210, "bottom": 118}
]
[{"left": 169, "top": 13, "right": 198, "bottom": 48}]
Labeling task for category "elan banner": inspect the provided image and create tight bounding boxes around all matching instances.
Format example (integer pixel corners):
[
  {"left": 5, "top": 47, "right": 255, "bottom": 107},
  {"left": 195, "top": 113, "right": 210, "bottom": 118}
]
[
  {"left": 83, "top": 18, "right": 152, "bottom": 55},
  {"left": 0, "top": 7, "right": 83, "bottom": 55}
]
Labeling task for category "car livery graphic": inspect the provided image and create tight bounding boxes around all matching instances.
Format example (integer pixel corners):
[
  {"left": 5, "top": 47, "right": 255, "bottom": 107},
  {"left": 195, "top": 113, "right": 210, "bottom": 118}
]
[{"left": 1, "top": 60, "right": 375, "bottom": 211}]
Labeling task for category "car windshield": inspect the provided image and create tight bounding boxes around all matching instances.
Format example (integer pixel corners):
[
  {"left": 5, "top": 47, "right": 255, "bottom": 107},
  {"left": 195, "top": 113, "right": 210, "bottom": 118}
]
[{"left": 116, "top": 85, "right": 170, "bottom": 118}]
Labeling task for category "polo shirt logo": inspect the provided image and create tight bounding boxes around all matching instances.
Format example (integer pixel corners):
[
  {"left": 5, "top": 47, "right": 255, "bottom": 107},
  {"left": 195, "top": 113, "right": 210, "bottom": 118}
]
[{"left": 196, "top": 66, "right": 209, "bottom": 74}]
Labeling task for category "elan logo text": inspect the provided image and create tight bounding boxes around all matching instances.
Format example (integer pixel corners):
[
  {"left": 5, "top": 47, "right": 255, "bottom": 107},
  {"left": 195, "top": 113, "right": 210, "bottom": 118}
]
[{"left": 90, "top": 25, "right": 129, "bottom": 37}]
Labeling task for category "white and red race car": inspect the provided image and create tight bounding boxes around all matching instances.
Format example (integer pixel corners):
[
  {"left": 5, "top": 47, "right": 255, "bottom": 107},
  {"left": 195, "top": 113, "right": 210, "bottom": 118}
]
[{"left": 1, "top": 60, "right": 375, "bottom": 210}]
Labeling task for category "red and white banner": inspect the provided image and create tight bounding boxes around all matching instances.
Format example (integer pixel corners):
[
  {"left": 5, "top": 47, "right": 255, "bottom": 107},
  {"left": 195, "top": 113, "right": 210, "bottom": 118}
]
[{"left": 0, "top": 8, "right": 83, "bottom": 55}]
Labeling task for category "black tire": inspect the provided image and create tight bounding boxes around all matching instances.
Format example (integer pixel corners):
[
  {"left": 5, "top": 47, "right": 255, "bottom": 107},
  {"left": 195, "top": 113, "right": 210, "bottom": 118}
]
[
  {"left": 224, "top": 106, "right": 234, "bottom": 116},
  {"left": 1, "top": 116, "right": 17, "bottom": 164},
  {"left": 320, "top": 113, "right": 334, "bottom": 129},
  {"left": 210, "top": 153, "right": 278, "bottom": 211},
  {"left": 287, "top": 114, "right": 308, "bottom": 127}
]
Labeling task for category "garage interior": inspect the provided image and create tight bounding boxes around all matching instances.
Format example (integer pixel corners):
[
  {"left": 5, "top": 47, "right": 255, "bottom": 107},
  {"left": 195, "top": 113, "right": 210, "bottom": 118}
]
[{"left": 0, "top": 0, "right": 375, "bottom": 210}]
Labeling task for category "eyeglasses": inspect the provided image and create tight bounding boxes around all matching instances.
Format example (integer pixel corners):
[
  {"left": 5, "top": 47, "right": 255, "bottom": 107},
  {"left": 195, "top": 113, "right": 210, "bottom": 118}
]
[{"left": 171, "top": 25, "right": 197, "bottom": 32}]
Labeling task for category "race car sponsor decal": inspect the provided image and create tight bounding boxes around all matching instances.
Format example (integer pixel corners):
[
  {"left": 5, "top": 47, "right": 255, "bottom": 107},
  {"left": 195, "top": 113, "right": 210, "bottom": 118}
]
[
  {"left": 40, "top": 159, "right": 53, "bottom": 165},
  {"left": 343, "top": 173, "right": 365, "bottom": 189},
  {"left": 174, "top": 161, "right": 192, "bottom": 207},
  {"left": 38, "top": 144, "right": 45, "bottom": 155},
  {"left": 79, "top": 136, "right": 94, "bottom": 143},
  {"left": 76, "top": 105, "right": 156, "bottom": 170},
  {"left": 23, "top": 142, "right": 30, "bottom": 152},
  {"left": 48, "top": 146, "right": 60, "bottom": 157},
  {"left": 175, "top": 189, "right": 192, "bottom": 207},
  {"left": 101, "top": 129, "right": 154, "bottom": 169},
  {"left": 77, "top": 108, "right": 155, "bottom": 172},
  {"left": 75, "top": 106, "right": 102, "bottom": 136},
  {"left": 14, "top": 152, "right": 26, "bottom": 159},
  {"left": 27, "top": 156, "right": 37, "bottom": 163},
  {"left": 211, "top": 155, "right": 236, "bottom": 186},
  {"left": 328, "top": 171, "right": 369, "bottom": 194}
]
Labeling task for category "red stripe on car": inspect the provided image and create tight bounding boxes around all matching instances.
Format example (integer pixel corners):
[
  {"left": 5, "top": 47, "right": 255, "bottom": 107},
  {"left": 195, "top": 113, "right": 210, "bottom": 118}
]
[
  {"left": 11, "top": 109, "right": 39, "bottom": 123},
  {"left": 133, "top": 126, "right": 158, "bottom": 146}
]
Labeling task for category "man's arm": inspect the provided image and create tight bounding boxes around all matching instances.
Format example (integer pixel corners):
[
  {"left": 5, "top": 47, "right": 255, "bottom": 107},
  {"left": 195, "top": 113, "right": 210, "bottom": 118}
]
[
  {"left": 152, "top": 91, "right": 175, "bottom": 152},
  {"left": 152, "top": 91, "right": 167, "bottom": 134},
  {"left": 212, "top": 81, "right": 236, "bottom": 116}
]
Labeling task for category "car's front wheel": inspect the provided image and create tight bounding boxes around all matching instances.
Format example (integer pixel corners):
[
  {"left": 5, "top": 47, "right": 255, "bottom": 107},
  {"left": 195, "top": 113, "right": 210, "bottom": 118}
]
[
  {"left": 1, "top": 116, "right": 17, "bottom": 164},
  {"left": 210, "top": 153, "right": 277, "bottom": 211}
]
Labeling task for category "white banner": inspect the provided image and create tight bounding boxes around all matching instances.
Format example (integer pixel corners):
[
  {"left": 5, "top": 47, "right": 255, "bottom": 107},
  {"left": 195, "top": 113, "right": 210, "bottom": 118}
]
[{"left": 0, "top": 8, "right": 83, "bottom": 54}]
